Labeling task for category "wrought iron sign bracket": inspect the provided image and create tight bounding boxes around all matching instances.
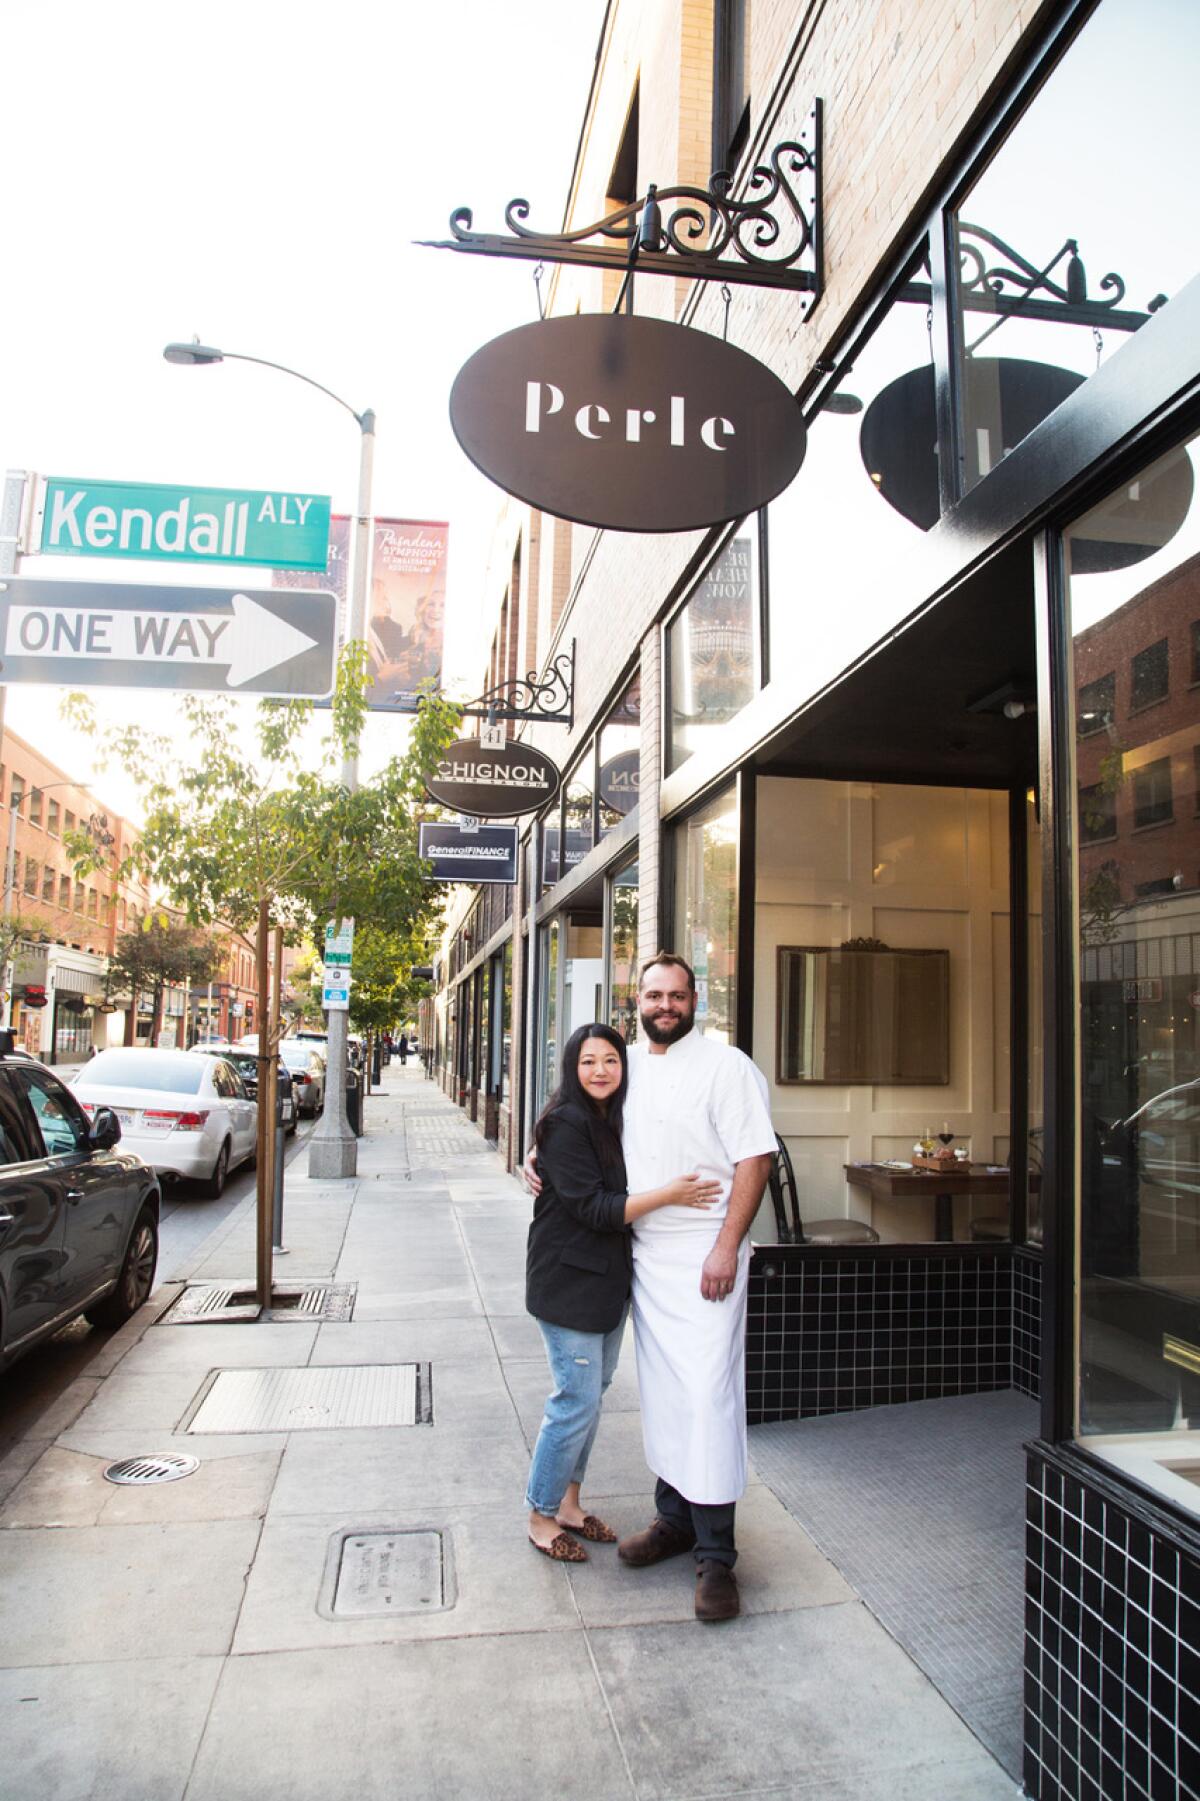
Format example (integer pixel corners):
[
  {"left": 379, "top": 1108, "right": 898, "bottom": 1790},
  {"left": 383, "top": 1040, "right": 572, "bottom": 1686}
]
[
  {"left": 420, "top": 107, "right": 823, "bottom": 307},
  {"left": 457, "top": 640, "right": 574, "bottom": 728},
  {"left": 901, "top": 222, "right": 1168, "bottom": 339}
]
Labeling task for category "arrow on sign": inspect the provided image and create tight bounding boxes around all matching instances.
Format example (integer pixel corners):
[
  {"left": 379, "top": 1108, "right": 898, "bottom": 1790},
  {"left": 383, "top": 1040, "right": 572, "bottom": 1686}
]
[
  {"left": 4, "top": 590, "right": 315, "bottom": 688},
  {"left": 0, "top": 577, "right": 336, "bottom": 699}
]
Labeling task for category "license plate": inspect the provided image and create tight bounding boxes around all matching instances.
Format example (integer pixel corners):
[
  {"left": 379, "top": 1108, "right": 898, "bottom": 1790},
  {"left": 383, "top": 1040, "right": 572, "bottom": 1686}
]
[{"left": 113, "top": 1108, "right": 137, "bottom": 1128}]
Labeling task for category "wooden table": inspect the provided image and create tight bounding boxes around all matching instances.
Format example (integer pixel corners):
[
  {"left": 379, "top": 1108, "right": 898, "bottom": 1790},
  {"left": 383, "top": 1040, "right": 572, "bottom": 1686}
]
[{"left": 844, "top": 1163, "right": 1011, "bottom": 1243}]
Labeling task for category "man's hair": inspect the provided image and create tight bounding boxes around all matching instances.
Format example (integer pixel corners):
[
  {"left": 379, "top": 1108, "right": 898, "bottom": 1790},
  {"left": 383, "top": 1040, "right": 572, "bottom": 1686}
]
[{"left": 637, "top": 951, "right": 697, "bottom": 992}]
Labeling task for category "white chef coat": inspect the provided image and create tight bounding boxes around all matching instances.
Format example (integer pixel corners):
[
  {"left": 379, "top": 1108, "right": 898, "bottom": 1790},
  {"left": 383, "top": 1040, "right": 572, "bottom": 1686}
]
[{"left": 623, "top": 1028, "right": 776, "bottom": 1504}]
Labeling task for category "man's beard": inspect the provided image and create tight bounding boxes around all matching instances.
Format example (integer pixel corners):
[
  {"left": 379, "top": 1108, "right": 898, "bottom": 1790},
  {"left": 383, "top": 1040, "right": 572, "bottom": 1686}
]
[{"left": 640, "top": 1008, "right": 696, "bottom": 1045}]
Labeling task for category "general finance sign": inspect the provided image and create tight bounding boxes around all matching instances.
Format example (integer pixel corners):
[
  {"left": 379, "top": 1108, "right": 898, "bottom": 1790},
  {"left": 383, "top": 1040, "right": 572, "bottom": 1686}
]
[
  {"left": 40, "top": 477, "right": 332, "bottom": 570},
  {"left": 449, "top": 314, "right": 806, "bottom": 534},
  {"left": 423, "top": 738, "right": 560, "bottom": 819}
]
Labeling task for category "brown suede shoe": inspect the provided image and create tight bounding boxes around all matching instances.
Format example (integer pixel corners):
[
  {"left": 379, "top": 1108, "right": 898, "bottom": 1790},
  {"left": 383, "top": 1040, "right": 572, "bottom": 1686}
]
[
  {"left": 695, "top": 1560, "right": 740, "bottom": 1622},
  {"left": 617, "top": 1516, "right": 696, "bottom": 1567}
]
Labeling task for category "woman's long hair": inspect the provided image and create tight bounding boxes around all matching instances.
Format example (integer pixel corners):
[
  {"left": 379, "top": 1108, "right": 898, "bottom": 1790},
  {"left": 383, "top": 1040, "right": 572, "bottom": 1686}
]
[{"left": 533, "top": 1022, "right": 628, "bottom": 1177}]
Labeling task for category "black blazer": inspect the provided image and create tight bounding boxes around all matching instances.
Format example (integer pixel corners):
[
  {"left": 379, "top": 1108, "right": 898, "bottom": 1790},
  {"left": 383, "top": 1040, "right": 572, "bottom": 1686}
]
[{"left": 525, "top": 1101, "right": 633, "bottom": 1333}]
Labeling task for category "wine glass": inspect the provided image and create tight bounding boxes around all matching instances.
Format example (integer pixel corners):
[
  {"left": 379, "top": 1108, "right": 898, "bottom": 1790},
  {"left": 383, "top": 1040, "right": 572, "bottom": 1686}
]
[{"left": 937, "top": 1130, "right": 954, "bottom": 1148}]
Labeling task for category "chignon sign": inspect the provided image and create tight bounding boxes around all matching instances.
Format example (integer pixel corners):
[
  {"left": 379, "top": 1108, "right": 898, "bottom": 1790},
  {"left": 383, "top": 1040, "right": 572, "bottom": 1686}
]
[
  {"left": 449, "top": 313, "right": 807, "bottom": 534},
  {"left": 423, "top": 737, "right": 562, "bottom": 820}
]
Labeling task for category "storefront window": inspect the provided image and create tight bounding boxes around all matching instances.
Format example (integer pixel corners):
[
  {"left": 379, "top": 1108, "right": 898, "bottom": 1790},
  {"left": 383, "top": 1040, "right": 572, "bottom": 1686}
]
[
  {"left": 599, "top": 673, "right": 641, "bottom": 838},
  {"left": 563, "top": 918, "right": 604, "bottom": 1038},
  {"left": 1026, "top": 789, "right": 1044, "bottom": 1245},
  {"left": 953, "top": 0, "right": 1199, "bottom": 494},
  {"left": 768, "top": 253, "right": 932, "bottom": 699},
  {"left": 667, "top": 530, "right": 761, "bottom": 772},
  {"left": 608, "top": 856, "right": 640, "bottom": 1042},
  {"left": 538, "top": 919, "right": 560, "bottom": 1105},
  {"left": 1069, "top": 425, "right": 1200, "bottom": 1514},
  {"left": 675, "top": 785, "right": 738, "bottom": 1045},
  {"left": 499, "top": 941, "right": 512, "bottom": 1103},
  {"left": 563, "top": 763, "right": 595, "bottom": 865},
  {"left": 478, "top": 962, "right": 491, "bottom": 1097}
]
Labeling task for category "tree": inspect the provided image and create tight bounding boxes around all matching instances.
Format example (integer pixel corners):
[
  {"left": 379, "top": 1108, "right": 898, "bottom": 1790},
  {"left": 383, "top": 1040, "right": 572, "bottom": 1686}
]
[
  {"left": 105, "top": 917, "right": 224, "bottom": 1046},
  {"left": 0, "top": 904, "right": 53, "bottom": 1035},
  {"left": 65, "top": 656, "right": 460, "bottom": 1302}
]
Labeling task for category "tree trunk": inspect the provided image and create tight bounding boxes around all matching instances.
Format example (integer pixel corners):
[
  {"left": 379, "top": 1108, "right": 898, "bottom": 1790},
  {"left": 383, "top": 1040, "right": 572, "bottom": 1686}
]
[{"left": 124, "top": 988, "right": 137, "bottom": 1047}]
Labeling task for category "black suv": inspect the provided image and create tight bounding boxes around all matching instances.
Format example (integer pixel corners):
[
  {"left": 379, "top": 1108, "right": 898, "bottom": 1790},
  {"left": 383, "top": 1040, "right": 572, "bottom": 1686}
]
[{"left": 0, "top": 1034, "right": 161, "bottom": 1372}]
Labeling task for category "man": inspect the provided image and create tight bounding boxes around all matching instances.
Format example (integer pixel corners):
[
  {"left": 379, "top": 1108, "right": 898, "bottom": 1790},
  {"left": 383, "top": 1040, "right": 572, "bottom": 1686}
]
[
  {"left": 618, "top": 953, "right": 774, "bottom": 1622},
  {"left": 527, "top": 953, "right": 775, "bottom": 1622}
]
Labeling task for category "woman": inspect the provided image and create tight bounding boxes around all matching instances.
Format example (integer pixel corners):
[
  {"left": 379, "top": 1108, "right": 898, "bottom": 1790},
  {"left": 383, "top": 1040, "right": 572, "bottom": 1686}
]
[{"left": 525, "top": 1022, "right": 720, "bottom": 1561}]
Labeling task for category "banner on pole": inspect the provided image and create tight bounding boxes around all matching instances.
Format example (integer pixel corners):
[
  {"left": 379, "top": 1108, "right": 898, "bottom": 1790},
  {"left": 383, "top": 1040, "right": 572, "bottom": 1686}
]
[{"left": 274, "top": 515, "right": 447, "bottom": 713}]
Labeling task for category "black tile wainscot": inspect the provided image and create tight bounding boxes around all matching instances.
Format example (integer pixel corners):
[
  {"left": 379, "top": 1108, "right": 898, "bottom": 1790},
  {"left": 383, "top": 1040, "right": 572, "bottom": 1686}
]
[
  {"left": 1025, "top": 1443, "right": 1200, "bottom": 1801},
  {"left": 746, "top": 1242, "right": 1043, "bottom": 1423}
]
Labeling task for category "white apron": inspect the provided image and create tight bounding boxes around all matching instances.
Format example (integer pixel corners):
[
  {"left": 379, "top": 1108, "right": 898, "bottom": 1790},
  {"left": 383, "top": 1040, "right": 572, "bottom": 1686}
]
[{"left": 624, "top": 1030, "right": 775, "bottom": 1505}]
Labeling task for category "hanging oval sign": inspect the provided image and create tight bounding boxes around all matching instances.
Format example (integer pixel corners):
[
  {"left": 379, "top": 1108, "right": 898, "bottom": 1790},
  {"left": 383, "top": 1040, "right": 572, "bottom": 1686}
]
[
  {"left": 449, "top": 314, "right": 807, "bottom": 534},
  {"left": 423, "top": 736, "right": 561, "bottom": 819}
]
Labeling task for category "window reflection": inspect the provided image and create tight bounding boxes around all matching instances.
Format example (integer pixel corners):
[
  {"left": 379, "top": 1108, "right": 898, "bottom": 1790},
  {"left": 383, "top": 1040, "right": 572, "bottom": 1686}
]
[
  {"left": 769, "top": 252, "right": 932, "bottom": 694},
  {"left": 668, "top": 531, "right": 759, "bottom": 771},
  {"left": 599, "top": 673, "right": 641, "bottom": 837},
  {"left": 675, "top": 785, "right": 738, "bottom": 1045},
  {"left": 953, "top": 0, "right": 1197, "bottom": 491},
  {"left": 1070, "top": 427, "right": 1200, "bottom": 1508},
  {"left": 608, "top": 856, "right": 640, "bottom": 1042}
]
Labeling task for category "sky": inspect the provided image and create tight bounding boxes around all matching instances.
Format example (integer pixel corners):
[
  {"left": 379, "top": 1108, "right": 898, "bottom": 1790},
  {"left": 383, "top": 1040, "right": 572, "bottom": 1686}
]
[{"left": 0, "top": 0, "right": 609, "bottom": 821}]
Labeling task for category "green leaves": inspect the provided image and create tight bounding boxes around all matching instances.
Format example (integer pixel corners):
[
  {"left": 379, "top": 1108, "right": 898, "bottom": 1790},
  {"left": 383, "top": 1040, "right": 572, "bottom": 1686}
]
[{"left": 62, "top": 665, "right": 461, "bottom": 958}]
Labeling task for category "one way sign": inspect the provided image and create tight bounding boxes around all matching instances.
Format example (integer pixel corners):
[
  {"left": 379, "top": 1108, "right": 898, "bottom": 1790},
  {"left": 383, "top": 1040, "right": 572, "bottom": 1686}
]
[{"left": 0, "top": 577, "right": 336, "bottom": 698}]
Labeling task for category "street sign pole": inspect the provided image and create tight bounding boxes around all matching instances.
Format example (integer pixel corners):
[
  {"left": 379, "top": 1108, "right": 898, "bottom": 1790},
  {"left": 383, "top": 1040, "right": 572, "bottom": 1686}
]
[{"left": 309, "top": 408, "right": 375, "bottom": 1178}]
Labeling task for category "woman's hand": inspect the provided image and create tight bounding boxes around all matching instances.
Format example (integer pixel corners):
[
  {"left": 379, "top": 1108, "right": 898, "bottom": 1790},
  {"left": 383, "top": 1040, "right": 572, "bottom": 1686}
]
[{"left": 662, "top": 1173, "right": 722, "bottom": 1209}]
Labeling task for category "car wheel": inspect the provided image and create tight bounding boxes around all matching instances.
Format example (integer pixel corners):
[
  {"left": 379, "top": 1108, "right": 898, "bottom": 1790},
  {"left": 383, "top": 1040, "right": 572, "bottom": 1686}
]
[
  {"left": 198, "top": 1140, "right": 230, "bottom": 1199},
  {"left": 85, "top": 1207, "right": 159, "bottom": 1329}
]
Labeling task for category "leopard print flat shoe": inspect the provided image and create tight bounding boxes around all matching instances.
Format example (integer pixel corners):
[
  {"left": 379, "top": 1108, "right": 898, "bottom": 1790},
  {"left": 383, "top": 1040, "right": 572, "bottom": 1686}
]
[
  {"left": 529, "top": 1532, "right": 588, "bottom": 1562},
  {"left": 557, "top": 1514, "right": 618, "bottom": 1543}
]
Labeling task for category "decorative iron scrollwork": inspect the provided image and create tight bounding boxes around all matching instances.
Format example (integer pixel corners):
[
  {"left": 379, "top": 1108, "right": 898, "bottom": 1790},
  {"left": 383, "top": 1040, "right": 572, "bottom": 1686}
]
[
  {"left": 902, "top": 223, "right": 1167, "bottom": 336},
  {"left": 423, "top": 108, "right": 822, "bottom": 302},
  {"left": 459, "top": 642, "right": 574, "bottom": 727}
]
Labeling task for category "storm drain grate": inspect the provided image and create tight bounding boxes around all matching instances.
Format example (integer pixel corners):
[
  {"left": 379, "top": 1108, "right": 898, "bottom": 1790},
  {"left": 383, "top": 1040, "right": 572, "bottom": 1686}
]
[
  {"left": 103, "top": 1454, "right": 200, "bottom": 1486},
  {"left": 159, "top": 1282, "right": 357, "bottom": 1325},
  {"left": 319, "top": 1526, "right": 455, "bottom": 1618},
  {"left": 184, "top": 1362, "right": 433, "bottom": 1433}
]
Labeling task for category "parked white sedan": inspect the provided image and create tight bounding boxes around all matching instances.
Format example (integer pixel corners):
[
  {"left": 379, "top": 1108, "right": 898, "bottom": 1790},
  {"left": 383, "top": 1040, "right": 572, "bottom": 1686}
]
[{"left": 71, "top": 1048, "right": 257, "bottom": 1197}]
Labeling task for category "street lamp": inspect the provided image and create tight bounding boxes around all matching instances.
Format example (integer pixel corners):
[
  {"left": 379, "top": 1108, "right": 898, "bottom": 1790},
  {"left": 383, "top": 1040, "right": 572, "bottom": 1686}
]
[{"left": 163, "top": 339, "right": 374, "bottom": 1179}]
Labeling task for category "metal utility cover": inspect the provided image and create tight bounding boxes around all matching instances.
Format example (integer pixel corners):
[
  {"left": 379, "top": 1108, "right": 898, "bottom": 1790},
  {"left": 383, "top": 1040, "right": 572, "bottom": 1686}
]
[
  {"left": 186, "top": 1364, "right": 429, "bottom": 1434},
  {"left": 323, "top": 1528, "right": 452, "bottom": 1618}
]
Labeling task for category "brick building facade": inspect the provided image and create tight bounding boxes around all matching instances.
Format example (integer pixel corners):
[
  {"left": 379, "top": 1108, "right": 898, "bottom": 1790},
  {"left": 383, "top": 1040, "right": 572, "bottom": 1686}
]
[{"left": 426, "top": 3, "right": 1200, "bottom": 1795}]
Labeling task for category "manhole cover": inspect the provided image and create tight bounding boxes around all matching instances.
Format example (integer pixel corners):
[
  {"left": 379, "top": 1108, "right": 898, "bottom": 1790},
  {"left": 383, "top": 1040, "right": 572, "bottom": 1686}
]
[
  {"left": 184, "top": 1362, "right": 433, "bottom": 1433},
  {"left": 319, "top": 1527, "right": 455, "bottom": 1618},
  {"left": 103, "top": 1454, "right": 200, "bottom": 1486}
]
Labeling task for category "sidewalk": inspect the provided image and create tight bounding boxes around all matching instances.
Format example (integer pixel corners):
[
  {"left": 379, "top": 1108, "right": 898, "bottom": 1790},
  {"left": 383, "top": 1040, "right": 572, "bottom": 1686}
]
[{"left": 0, "top": 1066, "right": 1018, "bottom": 1801}]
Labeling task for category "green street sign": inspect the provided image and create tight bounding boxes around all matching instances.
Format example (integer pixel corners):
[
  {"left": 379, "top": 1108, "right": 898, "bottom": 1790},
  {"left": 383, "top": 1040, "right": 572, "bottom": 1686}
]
[{"left": 39, "top": 476, "right": 332, "bottom": 571}]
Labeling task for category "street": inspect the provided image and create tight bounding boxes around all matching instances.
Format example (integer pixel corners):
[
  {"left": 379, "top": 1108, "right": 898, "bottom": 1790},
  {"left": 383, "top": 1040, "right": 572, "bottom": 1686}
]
[{"left": 0, "top": 1114, "right": 317, "bottom": 1470}]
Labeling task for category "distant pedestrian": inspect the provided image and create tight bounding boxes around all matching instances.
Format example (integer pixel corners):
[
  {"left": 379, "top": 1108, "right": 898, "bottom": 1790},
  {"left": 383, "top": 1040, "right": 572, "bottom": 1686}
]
[{"left": 399, "top": 1033, "right": 409, "bottom": 1065}]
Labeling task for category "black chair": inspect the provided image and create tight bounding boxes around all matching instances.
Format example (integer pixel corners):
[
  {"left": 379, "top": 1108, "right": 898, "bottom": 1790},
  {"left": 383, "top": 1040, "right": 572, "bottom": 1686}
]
[{"left": 768, "top": 1135, "right": 880, "bottom": 1247}]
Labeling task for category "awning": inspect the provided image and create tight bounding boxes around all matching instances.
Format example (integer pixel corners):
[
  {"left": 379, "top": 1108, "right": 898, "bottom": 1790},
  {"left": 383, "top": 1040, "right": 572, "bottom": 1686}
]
[{"left": 54, "top": 966, "right": 107, "bottom": 999}]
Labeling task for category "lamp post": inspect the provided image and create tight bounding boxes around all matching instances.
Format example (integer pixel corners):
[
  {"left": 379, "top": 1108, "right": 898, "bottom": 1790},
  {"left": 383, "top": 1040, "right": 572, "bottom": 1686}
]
[{"left": 163, "top": 341, "right": 373, "bottom": 1180}]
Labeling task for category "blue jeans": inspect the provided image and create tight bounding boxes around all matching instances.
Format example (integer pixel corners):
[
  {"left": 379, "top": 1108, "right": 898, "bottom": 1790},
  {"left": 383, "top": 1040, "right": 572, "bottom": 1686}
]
[{"left": 525, "top": 1311, "right": 627, "bottom": 1514}]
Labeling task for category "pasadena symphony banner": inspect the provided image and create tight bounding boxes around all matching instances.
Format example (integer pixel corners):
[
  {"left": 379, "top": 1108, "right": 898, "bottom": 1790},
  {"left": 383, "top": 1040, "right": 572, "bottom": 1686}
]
[{"left": 274, "top": 515, "right": 448, "bottom": 711}]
